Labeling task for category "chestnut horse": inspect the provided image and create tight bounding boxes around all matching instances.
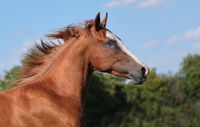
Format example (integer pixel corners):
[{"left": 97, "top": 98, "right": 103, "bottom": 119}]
[{"left": 0, "top": 13, "right": 149, "bottom": 127}]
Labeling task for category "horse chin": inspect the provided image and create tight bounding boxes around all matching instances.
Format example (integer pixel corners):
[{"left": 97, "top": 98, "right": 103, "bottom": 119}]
[
  {"left": 130, "top": 79, "right": 145, "bottom": 85},
  {"left": 128, "top": 75, "right": 146, "bottom": 85}
]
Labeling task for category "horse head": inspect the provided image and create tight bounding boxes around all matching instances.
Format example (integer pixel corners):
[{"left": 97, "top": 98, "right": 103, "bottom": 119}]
[{"left": 87, "top": 13, "right": 149, "bottom": 84}]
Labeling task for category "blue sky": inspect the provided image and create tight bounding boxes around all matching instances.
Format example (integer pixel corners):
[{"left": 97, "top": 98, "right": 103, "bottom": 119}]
[{"left": 0, "top": 0, "right": 200, "bottom": 76}]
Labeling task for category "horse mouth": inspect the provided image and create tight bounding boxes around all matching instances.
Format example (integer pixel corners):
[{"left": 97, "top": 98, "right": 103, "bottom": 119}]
[{"left": 111, "top": 70, "right": 146, "bottom": 85}]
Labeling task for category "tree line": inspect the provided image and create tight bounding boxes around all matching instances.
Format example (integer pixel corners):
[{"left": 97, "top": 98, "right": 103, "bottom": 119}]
[{"left": 0, "top": 54, "right": 200, "bottom": 127}]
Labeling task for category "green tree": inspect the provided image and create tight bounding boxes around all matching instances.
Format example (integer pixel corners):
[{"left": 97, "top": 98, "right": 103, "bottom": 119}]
[
  {"left": 179, "top": 54, "right": 200, "bottom": 100},
  {"left": 178, "top": 54, "right": 200, "bottom": 127},
  {"left": 84, "top": 73, "right": 132, "bottom": 127}
]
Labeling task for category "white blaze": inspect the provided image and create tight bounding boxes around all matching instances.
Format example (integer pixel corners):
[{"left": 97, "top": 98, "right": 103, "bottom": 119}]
[{"left": 106, "top": 30, "right": 148, "bottom": 75}]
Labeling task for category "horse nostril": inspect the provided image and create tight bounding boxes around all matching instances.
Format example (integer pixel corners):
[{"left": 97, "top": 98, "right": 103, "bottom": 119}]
[{"left": 141, "top": 67, "right": 146, "bottom": 77}]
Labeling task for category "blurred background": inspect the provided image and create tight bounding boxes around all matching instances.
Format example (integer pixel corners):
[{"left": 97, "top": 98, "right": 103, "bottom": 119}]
[{"left": 0, "top": 0, "right": 200, "bottom": 127}]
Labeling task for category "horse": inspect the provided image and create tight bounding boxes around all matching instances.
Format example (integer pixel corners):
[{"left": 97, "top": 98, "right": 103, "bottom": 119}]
[{"left": 0, "top": 12, "right": 149, "bottom": 127}]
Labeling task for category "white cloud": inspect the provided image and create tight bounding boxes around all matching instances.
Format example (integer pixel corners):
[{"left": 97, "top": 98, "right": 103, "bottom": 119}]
[
  {"left": 167, "top": 26, "right": 200, "bottom": 44},
  {"left": 103, "top": 0, "right": 175, "bottom": 9},
  {"left": 103, "top": 0, "right": 138, "bottom": 8},
  {"left": 142, "top": 40, "right": 159, "bottom": 50},
  {"left": 136, "top": 0, "right": 174, "bottom": 9}
]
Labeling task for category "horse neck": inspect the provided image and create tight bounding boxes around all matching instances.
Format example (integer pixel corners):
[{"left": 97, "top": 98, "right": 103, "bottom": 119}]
[
  {"left": 17, "top": 38, "right": 92, "bottom": 127},
  {"left": 47, "top": 39, "right": 92, "bottom": 98}
]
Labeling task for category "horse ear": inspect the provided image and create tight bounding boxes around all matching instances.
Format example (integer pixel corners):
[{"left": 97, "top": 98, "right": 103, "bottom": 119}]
[
  {"left": 101, "top": 12, "right": 108, "bottom": 28},
  {"left": 94, "top": 12, "right": 101, "bottom": 31}
]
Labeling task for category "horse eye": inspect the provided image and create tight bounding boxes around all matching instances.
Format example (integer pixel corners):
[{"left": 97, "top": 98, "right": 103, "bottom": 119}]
[{"left": 106, "top": 40, "right": 116, "bottom": 48}]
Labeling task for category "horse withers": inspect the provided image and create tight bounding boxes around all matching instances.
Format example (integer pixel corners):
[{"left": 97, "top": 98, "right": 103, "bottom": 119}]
[{"left": 0, "top": 13, "right": 149, "bottom": 127}]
